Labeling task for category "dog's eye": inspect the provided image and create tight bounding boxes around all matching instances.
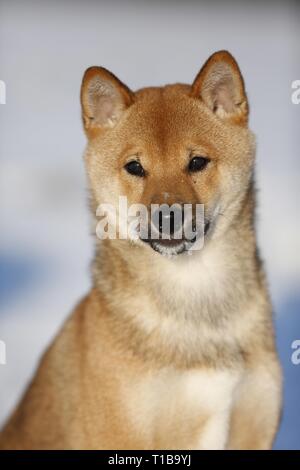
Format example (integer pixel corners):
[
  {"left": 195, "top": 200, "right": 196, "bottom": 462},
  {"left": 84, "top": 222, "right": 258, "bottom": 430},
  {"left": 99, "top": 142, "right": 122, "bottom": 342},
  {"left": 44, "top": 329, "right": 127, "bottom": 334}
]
[
  {"left": 124, "top": 160, "right": 145, "bottom": 177},
  {"left": 188, "top": 156, "right": 209, "bottom": 173}
]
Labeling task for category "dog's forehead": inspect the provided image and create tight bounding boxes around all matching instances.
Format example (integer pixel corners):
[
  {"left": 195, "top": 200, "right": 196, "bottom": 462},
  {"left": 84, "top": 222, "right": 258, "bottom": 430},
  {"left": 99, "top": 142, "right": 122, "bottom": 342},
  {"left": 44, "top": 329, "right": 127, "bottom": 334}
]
[{"left": 124, "top": 85, "right": 211, "bottom": 144}]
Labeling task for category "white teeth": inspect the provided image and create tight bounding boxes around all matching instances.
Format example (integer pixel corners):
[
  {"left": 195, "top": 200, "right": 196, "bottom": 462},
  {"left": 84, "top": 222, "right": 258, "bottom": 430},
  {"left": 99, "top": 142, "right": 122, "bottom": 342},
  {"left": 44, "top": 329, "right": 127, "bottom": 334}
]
[{"left": 151, "top": 240, "right": 186, "bottom": 256}]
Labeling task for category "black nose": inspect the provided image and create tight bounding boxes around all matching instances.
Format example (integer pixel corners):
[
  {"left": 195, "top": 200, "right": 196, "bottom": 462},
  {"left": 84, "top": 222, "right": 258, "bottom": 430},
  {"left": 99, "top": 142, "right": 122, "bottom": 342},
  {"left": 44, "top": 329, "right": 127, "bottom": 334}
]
[{"left": 152, "top": 204, "right": 184, "bottom": 237}]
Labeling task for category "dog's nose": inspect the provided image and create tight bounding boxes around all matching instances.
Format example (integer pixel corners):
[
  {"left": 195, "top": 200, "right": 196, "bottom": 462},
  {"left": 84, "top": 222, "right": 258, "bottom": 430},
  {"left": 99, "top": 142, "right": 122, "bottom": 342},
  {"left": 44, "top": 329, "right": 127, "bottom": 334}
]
[{"left": 151, "top": 204, "right": 184, "bottom": 238}]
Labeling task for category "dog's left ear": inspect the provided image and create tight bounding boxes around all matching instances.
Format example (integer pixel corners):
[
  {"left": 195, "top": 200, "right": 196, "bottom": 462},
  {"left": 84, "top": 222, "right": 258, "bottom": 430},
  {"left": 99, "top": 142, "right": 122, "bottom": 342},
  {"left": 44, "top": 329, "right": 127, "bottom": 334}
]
[
  {"left": 81, "top": 66, "right": 134, "bottom": 137},
  {"left": 191, "top": 50, "right": 248, "bottom": 125}
]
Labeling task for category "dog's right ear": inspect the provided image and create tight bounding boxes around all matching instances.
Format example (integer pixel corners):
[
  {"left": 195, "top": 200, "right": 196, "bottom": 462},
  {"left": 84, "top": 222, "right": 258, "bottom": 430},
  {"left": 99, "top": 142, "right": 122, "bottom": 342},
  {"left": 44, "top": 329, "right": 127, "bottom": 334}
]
[
  {"left": 80, "top": 67, "right": 134, "bottom": 137},
  {"left": 191, "top": 51, "right": 248, "bottom": 126}
]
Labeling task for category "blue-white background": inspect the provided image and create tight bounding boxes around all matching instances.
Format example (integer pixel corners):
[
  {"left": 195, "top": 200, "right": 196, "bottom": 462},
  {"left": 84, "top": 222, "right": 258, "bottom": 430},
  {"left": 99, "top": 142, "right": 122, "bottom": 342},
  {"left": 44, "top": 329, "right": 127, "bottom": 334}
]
[{"left": 0, "top": 0, "right": 299, "bottom": 449}]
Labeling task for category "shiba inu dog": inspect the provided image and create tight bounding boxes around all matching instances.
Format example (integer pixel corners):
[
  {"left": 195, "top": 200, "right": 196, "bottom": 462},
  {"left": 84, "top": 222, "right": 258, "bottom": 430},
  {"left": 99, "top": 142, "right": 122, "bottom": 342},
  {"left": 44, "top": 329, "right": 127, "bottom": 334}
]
[{"left": 0, "top": 51, "right": 282, "bottom": 450}]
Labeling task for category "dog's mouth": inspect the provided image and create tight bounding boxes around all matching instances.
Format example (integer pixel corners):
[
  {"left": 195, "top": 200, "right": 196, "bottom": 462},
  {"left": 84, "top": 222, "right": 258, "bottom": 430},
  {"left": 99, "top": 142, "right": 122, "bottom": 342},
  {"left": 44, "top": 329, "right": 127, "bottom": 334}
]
[
  {"left": 141, "top": 222, "right": 210, "bottom": 256},
  {"left": 144, "top": 238, "right": 187, "bottom": 256}
]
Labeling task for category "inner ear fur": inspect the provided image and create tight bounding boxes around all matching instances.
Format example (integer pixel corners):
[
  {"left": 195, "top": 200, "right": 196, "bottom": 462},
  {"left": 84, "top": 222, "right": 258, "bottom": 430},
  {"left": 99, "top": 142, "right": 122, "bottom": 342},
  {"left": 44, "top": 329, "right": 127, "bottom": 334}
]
[
  {"left": 191, "top": 50, "right": 249, "bottom": 125},
  {"left": 80, "top": 66, "right": 134, "bottom": 135}
]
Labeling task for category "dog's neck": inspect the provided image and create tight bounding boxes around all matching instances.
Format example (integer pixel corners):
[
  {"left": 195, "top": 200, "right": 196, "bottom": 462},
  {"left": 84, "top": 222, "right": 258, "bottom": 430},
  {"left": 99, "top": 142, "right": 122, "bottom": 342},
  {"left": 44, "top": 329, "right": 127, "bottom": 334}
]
[
  {"left": 92, "top": 179, "right": 257, "bottom": 302},
  {"left": 90, "top": 186, "right": 260, "bottom": 368}
]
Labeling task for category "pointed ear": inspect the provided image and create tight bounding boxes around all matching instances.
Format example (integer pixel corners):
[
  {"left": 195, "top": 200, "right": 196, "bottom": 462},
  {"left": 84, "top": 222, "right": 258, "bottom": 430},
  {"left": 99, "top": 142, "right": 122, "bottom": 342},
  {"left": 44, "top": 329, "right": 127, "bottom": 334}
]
[
  {"left": 80, "top": 66, "right": 134, "bottom": 136},
  {"left": 191, "top": 51, "right": 248, "bottom": 125}
]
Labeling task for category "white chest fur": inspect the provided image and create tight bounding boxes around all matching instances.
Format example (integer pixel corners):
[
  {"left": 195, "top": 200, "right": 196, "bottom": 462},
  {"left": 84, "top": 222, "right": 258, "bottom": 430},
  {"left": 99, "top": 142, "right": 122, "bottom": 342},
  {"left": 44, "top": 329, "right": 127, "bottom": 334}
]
[{"left": 124, "top": 367, "right": 241, "bottom": 450}]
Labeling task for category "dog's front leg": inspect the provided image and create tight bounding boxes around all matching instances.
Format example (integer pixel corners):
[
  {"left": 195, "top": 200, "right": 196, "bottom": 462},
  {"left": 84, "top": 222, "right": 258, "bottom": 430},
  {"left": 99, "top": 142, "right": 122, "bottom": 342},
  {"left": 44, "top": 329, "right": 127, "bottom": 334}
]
[
  {"left": 227, "top": 359, "right": 282, "bottom": 450},
  {"left": 193, "top": 410, "right": 231, "bottom": 450}
]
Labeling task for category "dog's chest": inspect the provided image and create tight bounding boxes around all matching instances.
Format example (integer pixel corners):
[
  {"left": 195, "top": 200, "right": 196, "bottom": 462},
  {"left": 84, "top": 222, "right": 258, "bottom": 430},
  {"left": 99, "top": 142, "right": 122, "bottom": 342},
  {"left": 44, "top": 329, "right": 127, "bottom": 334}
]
[{"left": 124, "top": 367, "right": 240, "bottom": 449}]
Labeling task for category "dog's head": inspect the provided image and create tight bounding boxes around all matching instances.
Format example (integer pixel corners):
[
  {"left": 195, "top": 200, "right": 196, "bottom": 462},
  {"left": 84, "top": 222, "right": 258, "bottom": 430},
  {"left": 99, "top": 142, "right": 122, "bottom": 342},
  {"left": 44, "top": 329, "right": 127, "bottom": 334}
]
[{"left": 81, "top": 51, "right": 255, "bottom": 256}]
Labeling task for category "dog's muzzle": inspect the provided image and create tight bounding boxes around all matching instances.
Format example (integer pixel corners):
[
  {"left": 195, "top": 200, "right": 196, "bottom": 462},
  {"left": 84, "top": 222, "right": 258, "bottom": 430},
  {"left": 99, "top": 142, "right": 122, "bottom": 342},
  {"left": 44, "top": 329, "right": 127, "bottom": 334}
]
[{"left": 140, "top": 204, "right": 210, "bottom": 255}]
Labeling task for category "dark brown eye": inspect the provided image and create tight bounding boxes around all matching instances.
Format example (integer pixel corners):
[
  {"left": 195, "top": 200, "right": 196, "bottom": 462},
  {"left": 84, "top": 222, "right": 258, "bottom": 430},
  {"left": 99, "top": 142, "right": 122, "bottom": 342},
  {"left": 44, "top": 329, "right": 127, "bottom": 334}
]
[
  {"left": 188, "top": 156, "right": 209, "bottom": 173},
  {"left": 124, "top": 160, "right": 145, "bottom": 177}
]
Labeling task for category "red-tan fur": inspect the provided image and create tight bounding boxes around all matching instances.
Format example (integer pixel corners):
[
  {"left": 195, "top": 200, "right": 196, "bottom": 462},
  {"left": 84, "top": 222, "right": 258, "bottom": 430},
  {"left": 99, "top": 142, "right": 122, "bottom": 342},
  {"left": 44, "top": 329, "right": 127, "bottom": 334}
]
[{"left": 0, "top": 51, "right": 282, "bottom": 449}]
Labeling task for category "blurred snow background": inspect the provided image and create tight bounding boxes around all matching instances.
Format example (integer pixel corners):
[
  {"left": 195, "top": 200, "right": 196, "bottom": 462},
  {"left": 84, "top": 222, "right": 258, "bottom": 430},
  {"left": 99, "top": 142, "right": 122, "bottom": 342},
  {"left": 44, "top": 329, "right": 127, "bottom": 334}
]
[{"left": 0, "top": 0, "right": 299, "bottom": 449}]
